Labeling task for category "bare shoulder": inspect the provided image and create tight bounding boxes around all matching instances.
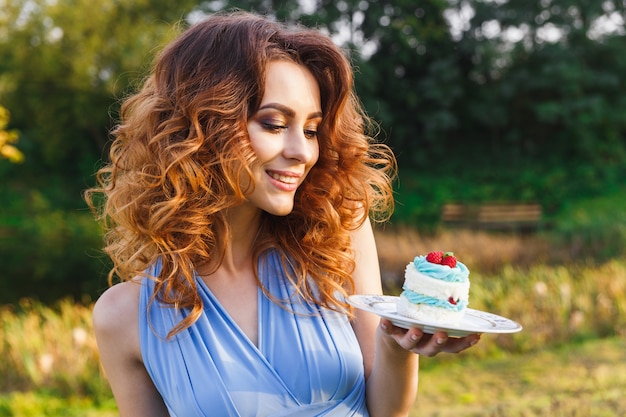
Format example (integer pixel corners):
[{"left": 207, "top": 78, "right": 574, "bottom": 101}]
[
  {"left": 93, "top": 281, "right": 169, "bottom": 416},
  {"left": 92, "top": 280, "right": 142, "bottom": 338}
]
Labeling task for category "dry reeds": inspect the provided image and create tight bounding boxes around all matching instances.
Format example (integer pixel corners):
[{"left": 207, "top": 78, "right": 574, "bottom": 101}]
[
  {"left": 374, "top": 227, "right": 551, "bottom": 289},
  {"left": 0, "top": 299, "right": 106, "bottom": 397}
]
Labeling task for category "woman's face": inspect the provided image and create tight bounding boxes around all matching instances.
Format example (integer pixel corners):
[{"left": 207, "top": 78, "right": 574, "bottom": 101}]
[{"left": 245, "top": 60, "right": 321, "bottom": 216}]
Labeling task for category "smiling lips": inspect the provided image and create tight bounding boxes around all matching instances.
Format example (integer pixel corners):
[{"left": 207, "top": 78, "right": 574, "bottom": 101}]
[
  {"left": 268, "top": 171, "right": 299, "bottom": 184},
  {"left": 267, "top": 170, "right": 301, "bottom": 191}
]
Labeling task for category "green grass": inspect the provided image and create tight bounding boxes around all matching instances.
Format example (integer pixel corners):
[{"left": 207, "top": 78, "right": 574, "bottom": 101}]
[
  {"left": 413, "top": 336, "right": 626, "bottom": 417},
  {"left": 0, "top": 392, "right": 117, "bottom": 417}
]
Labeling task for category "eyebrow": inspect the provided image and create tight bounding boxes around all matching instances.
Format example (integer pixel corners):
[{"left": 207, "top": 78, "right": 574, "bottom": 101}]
[{"left": 258, "top": 103, "right": 323, "bottom": 120}]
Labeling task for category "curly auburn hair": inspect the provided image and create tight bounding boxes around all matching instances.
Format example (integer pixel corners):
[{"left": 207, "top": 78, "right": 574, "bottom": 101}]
[{"left": 85, "top": 11, "right": 396, "bottom": 336}]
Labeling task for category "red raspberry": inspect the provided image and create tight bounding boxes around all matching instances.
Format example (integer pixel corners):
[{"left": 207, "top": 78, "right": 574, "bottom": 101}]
[
  {"left": 441, "top": 252, "right": 457, "bottom": 268},
  {"left": 426, "top": 251, "right": 444, "bottom": 264}
]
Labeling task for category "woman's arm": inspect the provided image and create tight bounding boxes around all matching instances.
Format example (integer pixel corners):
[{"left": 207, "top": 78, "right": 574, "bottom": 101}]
[
  {"left": 350, "top": 219, "right": 480, "bottom": 417},
  {"left": 92, "top": 281, "right": 170, "bottom": 417}
]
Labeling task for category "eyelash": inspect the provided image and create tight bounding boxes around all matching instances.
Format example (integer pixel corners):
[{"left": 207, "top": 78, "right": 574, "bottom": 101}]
[
  {"left": 261, "top": 122, "right": 287, "bottom": 133},
  {"left": 261, "top": 122, "right": 318, "bottom": 139},
  {"left": 304, "top": 129, "right": 318, "bottom": 139}
]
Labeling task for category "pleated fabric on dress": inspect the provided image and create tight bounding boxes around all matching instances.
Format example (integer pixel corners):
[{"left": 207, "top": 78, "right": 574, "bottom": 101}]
[{"left": 139, "top": 249, "right": 369, "bottom": 417}]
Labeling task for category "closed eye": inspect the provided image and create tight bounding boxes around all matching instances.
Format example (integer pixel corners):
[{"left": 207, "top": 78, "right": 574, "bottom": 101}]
[
  {"left": 304, "top": 129, "right": 318, "bottom": 139},
  {"left": 261, "top": 122, "right": 287, "bottom": 133}
]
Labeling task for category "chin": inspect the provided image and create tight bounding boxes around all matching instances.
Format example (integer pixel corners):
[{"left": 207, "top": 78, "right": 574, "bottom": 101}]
[
  {"left": 267, "top": 207, "right": 294, "bottom": 217},
  {"left": 263, "top": 200, "right": 296, "bottom": 216}
]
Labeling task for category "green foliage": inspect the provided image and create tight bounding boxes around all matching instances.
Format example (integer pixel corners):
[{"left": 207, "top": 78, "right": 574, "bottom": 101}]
[
  {"left": 393, "top": 157, "right": 625, "bottom": 230},
  {"left": 0, "top": 0, "right": 195, "bottom": 303},
  {"left": 550, "top": 186, "right": 626, "bottom": 262},
  {"left": 0, "top": 0, "right": 194, "bottom": 175},
  {"left": 0, "top": 187, "right": 110, "bottom": 304},
  {"left": 444, "top": 0, "right": 626, "bottom": 200}
]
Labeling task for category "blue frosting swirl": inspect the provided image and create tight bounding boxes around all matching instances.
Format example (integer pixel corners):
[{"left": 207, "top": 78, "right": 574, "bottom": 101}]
[
  {"left": 413, "top": 255, "right": 469, "bottom": 283},
  {"left": 401, "top": 288, "right": 468, "bottom": 311}
]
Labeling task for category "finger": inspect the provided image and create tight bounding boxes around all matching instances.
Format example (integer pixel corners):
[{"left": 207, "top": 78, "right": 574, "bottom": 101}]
[
  {"left": 400, "top": 327, "right": 427, "bottom": 350},
  {"left": 413, "top": 331, "right": 448, "bottom": 357},
  {"left": 379, "top": 318, "right": 403, "bottom": 334},
  {"left": 441, "top": 334, "right": 482, "bottom": 353},
  {"left": 379, "top": 320, "right": 429, "bottom": 350}
]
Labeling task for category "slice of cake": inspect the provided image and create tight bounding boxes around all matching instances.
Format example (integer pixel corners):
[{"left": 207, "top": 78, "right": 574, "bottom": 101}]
[{"left": 397, "top": 251, "right": 470, "bottom": 325}]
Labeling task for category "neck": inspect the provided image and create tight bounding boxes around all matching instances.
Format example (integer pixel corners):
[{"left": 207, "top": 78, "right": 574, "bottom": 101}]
[{"left": 203, "top": 204, "right": 262, "bottom": 277}]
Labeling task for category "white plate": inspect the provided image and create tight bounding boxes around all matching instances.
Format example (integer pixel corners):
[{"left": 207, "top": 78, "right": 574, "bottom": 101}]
[{"left": 348, "top": 294, "right": 522, "bottom": 337}]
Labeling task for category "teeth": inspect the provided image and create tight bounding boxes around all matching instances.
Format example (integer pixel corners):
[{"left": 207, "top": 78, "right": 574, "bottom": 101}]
[{"left": 269, "top": 172, "right": 297, "bottom": 184}]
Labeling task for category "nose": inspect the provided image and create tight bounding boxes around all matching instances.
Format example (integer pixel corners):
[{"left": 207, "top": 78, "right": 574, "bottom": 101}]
[{"left": 284, "top": 128, "right": 317, "bottom": 164}]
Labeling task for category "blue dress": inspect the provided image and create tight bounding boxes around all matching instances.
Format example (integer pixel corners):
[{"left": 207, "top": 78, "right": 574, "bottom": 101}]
[{"left": 139, "top": 249, "right": 369, "bottom": 416}]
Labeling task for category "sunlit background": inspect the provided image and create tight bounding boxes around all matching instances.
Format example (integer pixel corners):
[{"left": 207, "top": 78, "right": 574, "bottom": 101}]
[{"left": 1, "top": 1, "right": 625, "bottom": 415}]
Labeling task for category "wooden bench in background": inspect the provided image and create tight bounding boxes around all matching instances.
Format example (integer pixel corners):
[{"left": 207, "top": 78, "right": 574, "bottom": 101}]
[{"left": 441, "top": 202, "right": 543, "bottom": 232}]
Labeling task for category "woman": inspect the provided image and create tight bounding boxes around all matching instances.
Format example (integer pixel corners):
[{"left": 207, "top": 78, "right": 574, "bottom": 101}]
[{"left": 86, "top": 11, "right": 480, "bottom": 417}]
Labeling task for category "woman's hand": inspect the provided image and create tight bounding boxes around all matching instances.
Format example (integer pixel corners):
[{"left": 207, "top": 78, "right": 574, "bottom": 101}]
[{"left": 378, "top": 318, "right": 481, "bottom": 357}]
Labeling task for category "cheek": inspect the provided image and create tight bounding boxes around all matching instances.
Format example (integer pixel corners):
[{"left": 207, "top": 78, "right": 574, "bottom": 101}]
[
  {"left": 249, "top": 137, "right": 279, "bottom": 162},
  {"left": 246, "top": 124, "right": 272, "bottom": 158}
]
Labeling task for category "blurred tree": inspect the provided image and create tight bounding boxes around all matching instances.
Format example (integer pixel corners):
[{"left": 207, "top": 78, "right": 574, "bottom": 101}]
[
  {"left": 0, "top": 0, "right": 196, "bottom": 196},
  {"left": 350, "top": 0, "right": 462, "bottom": 165},
  {"left": 0, "top": 0, "right": 197, "bottom": 303},
  {"left": 447, "top": 0, "right": 626, "bottom": 201}
]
